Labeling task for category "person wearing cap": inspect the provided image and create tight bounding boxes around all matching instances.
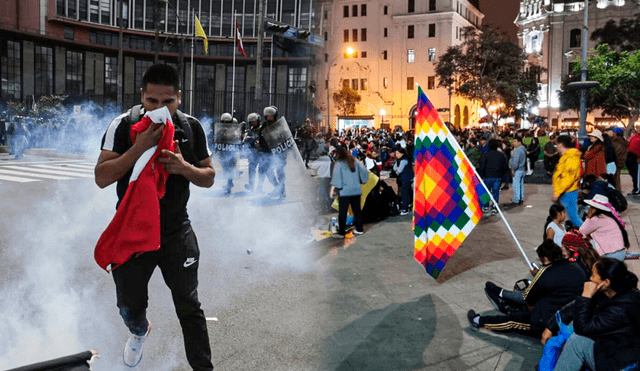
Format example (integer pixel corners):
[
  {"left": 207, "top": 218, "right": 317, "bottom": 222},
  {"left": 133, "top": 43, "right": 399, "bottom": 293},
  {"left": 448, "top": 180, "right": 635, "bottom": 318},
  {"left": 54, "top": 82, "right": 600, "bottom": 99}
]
[
  {"left": 625, "top": 127, "right": 640, "bottom": 195},
  {"left": 605, "top": 127, "right": 628, "bottom": 191},
  {"left": 553, "top": 135, "right": 584, "bottom": 227},
  {"left": 583, "top": 130, "right": 606, "bottom": 178},
  {"left": 580, "top": 194, "right": 630, "bottom": 261}
]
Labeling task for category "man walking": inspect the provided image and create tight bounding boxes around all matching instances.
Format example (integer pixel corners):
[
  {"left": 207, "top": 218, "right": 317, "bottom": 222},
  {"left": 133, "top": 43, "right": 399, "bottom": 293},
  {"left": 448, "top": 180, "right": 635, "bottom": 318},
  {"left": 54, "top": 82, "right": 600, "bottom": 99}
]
[
  {"left": 507, "top": 136, "right": 527, "bottom": 206},
  {"left": 553, "top": 135, "right": 583, "bottom": 227},
  {"left": 95, "top": 64, "right": 215, "bottom": 370}
]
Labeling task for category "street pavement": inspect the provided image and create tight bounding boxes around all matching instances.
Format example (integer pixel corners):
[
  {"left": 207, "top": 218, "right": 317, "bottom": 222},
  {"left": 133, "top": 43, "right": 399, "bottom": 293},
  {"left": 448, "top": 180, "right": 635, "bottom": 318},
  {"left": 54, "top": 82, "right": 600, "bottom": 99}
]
[{"left": 0, "top": 151, "right": 639, "bottom": 370}]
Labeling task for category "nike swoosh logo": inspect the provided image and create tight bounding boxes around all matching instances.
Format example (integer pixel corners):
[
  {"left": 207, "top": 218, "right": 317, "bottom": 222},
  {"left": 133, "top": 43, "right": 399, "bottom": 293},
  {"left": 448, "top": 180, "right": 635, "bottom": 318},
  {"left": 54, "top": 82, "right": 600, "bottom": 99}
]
[{"left": 183, "top": 258, "right": 197, "bottom": 268}]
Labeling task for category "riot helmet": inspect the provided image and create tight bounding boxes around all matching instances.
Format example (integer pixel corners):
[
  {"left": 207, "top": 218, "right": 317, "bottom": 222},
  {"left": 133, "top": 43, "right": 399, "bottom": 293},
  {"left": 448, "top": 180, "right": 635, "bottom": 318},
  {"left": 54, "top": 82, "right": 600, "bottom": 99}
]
[
  {"left": 263, "top": 106, "right": 278, "bottom": 122},
  {"left": 220, "top": 112, "right": 233, "bottom": 123},
  {"left": 247, "top": 112, "right": 260, "bottom": 123}
]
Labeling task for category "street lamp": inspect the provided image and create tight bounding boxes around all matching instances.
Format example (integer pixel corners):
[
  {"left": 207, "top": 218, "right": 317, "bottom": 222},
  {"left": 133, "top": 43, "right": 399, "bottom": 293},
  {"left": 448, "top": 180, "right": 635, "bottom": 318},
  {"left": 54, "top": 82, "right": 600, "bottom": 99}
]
[
  {"left": 326, "top": 47, "right": 356, "bottom": 133},
  {"left": 380, "top": 108, "right": 386, "bottom": 129}
]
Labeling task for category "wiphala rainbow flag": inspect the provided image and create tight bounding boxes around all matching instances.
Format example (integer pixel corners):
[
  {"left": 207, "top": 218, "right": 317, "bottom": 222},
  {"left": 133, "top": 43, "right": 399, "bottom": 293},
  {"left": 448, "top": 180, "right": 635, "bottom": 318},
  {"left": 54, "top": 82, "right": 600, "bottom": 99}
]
[{"left": 413, "top": 87, "right": 490, "bottom": 279}]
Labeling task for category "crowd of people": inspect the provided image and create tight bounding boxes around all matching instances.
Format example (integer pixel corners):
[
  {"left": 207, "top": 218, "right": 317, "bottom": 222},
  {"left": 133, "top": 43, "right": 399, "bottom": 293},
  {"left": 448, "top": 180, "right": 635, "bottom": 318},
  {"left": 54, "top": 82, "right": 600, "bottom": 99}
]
[{"left": 458, "top": 126, "right": 640, "bottom": 370}]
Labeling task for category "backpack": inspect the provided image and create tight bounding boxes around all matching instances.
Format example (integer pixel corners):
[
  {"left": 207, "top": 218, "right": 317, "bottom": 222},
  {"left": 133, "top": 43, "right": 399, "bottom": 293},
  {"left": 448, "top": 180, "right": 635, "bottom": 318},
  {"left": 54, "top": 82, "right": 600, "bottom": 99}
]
[
  {"left": 128, "top": 104, "right": 199, "bottom": 166},
  {"left": 605, "top": 186, "right": 628, "bottom": 213}
]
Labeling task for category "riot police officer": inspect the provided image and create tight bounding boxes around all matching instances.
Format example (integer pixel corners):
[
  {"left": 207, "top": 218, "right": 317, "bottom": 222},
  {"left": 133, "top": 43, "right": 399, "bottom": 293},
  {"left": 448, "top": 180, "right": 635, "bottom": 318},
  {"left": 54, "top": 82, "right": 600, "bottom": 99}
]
[
  {"left": 243, "top": 112, "right": 261, "bottom": 191},
  {"left": 217, "top": 112, "right": 239, "bottom": 195},
  {"left": 263, "top": 106, "right": 286, "bottom": 199}
]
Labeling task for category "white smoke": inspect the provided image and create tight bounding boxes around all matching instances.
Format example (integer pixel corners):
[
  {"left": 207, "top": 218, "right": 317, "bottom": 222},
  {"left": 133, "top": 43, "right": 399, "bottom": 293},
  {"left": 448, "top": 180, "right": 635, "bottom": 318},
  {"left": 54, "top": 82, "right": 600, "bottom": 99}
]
[{"left": 0, "top": 106, "right": 320, "bottom": 369}]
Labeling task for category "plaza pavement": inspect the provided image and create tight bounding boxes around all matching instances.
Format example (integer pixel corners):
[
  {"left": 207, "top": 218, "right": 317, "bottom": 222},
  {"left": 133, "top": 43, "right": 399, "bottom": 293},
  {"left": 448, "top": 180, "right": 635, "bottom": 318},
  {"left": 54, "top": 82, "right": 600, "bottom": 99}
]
[{"left": 310, "top": 174, "right": 640, "bottom": 371}]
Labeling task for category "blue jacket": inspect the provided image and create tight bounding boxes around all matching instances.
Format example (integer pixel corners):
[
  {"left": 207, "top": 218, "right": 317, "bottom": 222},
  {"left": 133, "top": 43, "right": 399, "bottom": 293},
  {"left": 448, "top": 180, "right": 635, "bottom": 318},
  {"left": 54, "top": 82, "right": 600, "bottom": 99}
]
[
  {"left": 331, "top": 160, "right": 369, "bottom": 197},
  {"left": 510, "top": 145, "right": 527, "bottom": 171},
  {"left": 393, "top": 158, "right": 414, "bottom": 184}
]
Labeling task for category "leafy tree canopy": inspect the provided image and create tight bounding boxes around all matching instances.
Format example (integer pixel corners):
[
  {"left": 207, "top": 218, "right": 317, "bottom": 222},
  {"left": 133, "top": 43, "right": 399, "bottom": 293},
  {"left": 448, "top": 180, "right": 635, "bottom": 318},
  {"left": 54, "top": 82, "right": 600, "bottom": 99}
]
[
  {"left": 332, "top": 84, "right": 361, "bottom": 117},
  {"left": 560, "top": 44, "right": 640, "bottom": 134},
  {"left": 591, "top": 13, "right": 640, "bottom": 53},
  {"left": 435, "top": 25, "right": 538, "bottom": 131}
]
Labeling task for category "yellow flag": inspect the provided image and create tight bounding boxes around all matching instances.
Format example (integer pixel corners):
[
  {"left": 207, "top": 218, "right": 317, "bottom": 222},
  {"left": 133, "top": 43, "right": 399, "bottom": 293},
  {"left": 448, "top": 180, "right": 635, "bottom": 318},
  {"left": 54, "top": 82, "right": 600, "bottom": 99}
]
[{"left": 194, "top": 16, "right": 208, "bottom": 54}]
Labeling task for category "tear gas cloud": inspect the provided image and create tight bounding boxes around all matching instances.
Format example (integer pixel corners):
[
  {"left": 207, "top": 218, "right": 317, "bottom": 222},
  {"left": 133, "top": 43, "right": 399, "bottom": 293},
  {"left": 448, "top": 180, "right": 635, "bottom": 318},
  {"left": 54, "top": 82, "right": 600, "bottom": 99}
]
[{"left": 0, "top": 103, "right": 321, "bottom": 369}]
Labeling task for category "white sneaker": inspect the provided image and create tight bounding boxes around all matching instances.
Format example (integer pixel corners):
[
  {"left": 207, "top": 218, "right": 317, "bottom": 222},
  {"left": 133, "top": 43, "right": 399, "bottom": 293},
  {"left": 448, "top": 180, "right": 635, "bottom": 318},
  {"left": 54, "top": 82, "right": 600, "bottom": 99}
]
[
  {"left": 399, "top": 210, "right": 410, "bottom": 216},
  {"left": 123, "top": 321, "right": 152, "bottom": 367},
  {"left": 353, "top": 230, "right": 364, "bottom": 235}
]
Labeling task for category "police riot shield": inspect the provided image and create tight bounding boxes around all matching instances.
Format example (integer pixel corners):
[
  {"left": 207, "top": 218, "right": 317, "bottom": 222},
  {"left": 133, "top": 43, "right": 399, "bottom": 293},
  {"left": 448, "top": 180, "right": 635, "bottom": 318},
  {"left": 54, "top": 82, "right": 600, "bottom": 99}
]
[
  {"left": 262, "top": 116, "right": 296, "bottom": 155},
  {"left": 213, "top": 122, "right": 242, "bottom": 152}
]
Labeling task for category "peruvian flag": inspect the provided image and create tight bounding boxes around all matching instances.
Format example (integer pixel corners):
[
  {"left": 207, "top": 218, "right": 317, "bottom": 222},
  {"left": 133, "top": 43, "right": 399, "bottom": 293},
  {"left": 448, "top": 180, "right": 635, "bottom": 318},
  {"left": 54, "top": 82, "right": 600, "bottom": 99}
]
[
  {"left": 236, "top": 21, "right": 246, "bottom": 57},
  {"left": 94, "top": 107, "right": 175, "bottom": 272}
]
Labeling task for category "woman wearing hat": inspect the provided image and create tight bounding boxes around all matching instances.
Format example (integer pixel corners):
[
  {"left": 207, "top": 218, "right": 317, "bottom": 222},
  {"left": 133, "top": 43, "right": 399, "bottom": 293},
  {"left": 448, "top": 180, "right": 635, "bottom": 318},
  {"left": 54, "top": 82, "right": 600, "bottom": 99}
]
[
  {"left": 579, "top": 194, "right": 630, "bottom": 261},
  {"left": 583, "top": 130, "right": 606, "bottom": 178}
]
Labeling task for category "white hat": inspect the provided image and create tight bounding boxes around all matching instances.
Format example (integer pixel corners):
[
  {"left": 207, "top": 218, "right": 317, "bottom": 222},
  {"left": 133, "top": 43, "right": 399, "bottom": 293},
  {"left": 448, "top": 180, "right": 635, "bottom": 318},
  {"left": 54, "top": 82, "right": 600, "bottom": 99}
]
[
  {"left": 584, "top": 194, "right": 612, "bottom": 212},
  {"left": 588, "top": 129, "right": 604, "bottom": 142}
]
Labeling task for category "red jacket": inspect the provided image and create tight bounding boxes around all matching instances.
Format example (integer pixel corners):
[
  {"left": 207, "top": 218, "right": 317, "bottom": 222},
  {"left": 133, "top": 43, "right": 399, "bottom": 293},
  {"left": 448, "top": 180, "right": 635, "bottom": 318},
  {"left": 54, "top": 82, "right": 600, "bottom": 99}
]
[
  {"left": 95, "top": 108, "right": 175, "bottom": 272},
  {"left": 628, "top": 133, "right": 640, "bottom": 157}
]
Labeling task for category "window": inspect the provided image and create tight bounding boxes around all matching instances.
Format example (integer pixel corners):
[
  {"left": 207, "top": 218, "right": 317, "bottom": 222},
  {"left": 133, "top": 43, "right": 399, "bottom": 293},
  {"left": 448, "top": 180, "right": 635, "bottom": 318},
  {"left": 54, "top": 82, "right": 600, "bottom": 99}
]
[
  {"left": 104, "top": 56, "right": 118, "bottom": 99},
  {"left": 407, "top": 49, "right": 415, "bottom": 63},
  {"left": 227, "top": 66, "right": 246, "bottom": 108},
  {"left": 429, "top": 0, "right": 436, "bottom": 11},
  {"left": 407, "top": 77, "right": 414, "bottom": 90},
  {"left": 352, "top": 29, "right": 358, "bottom": 42},
  {"left": 384, "top": 28, "right": 388, "bottom": 37},
  {"left": 428, "top": 48, "right": 436, "bottom": 61},
  {"left": 342, "top": 79, "right": 349, "bottom": 89},
  {"left": 428, "top": 76, "right": 436, "bottom": 89},
  {"left": 408, "top": 0, "right": 415, "bottom": 13},
  {"left": 196, "top": 64, "right": 214, "bottom": 93},
  {"left": 352, "top": 79, "right": 358, "bottom": 90},
  {"left": 384, "top": 5, "right": 388, "bottom": 15},
  {"left": 383, "top": 77, "right": 388, "bottom": 89},
  {"left": 361, "top": 79, "right": 368, "bottom": 91},
  {"left": 66, "top": 50, "right": 83, "bottom": 96},
  {"left": 361, "top": 4, "right": 367, "bottom": 16},
  {"left": 1, "top": 40, "right": 21, "bottom": 100},
  {"left": 64, "top": 27, "right": 74, "bottom": 41},
  {"left": 324, "top": 32, "right": 327, "bottom": 41},
  {"left": 344, "top": 29, "right": 349, "bottom": 42},
  {"left": 288, "top": 67, "right": 307, "bottom": 94},
  {"left": 135, "top": 60, "right": 153, "bottom": 90},
  {"left": 361, "top": 51, "right": 367, "bottom": 58},
  {"left": 352, "top": 5, "right": 358, "bottom": 16},
  {"left": 324, "top": 10, "right": 328, "bottom": 19},
  {"left": 361, "top": 29, "right": 367, "bottom": 41},
  {"left": 429, "top": 24, "right": 436, "bottom": 37},
  {"left": 408, "top": 25, "right": 414, "bottom": 39},
  {"left": 570, "top": 28, "right": 581, "bottom": 48},
  {"left": 325, "top": 79, "right": 328, "bottom": 89},
  {"left": 324, "top": 53, "right": 328, "bottom": 62},
  {"left": 35, "top": 45, "right": 54, "bottom": 96},
  {"left": 344, "top": 5, "right": 349, "bottom": 17},
  {"left": 383, "top": 50, "right": 388, "bottom": 60}
]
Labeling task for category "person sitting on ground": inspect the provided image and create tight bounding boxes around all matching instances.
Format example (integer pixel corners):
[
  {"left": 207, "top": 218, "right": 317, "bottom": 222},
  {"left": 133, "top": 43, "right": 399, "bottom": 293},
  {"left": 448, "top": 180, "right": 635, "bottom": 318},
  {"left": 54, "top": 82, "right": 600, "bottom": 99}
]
[
  {"left": 579, "top": 194, "right": 630, "bottom": 261},
  {"left": 559, "top": 229, "right": 601, "bottom": 278},
  {"left": 543, "top": 258, "right": 640, "bottom": 371},
  {"left": 544, "top": 203, "right": 566, "bottom": 247},
  {"left": 468, "top": 240, "right": 587, "bottom": 337}
]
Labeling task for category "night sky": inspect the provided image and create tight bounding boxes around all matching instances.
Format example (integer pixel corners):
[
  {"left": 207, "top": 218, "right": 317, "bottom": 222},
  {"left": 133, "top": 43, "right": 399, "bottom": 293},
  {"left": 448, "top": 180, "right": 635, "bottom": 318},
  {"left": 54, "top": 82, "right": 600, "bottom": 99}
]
[{"left": 481, "top": 0, "right": 521, "bottom": 41}]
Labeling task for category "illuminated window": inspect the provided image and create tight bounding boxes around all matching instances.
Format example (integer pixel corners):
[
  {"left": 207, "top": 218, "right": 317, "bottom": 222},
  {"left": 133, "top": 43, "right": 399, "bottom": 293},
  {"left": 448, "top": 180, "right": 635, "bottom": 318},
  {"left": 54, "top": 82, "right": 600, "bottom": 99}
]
[
  {"left": 407, "top": 49, "right": 415, "bottom": 63},
  {"left": 428, "top": 48, "right": 436, "bottom": 61}
]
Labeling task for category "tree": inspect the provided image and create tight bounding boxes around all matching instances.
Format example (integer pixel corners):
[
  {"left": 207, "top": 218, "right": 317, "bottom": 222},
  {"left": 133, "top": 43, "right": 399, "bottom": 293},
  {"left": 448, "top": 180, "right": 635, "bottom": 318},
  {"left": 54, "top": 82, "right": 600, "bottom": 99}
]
[
  {"left": 435, "top": 25, "right": 538, "bottom": 131},
  {"left": 574, "top": 44, "right": 640, "bottom": 134},
  {"left": 332, "top": 84, "right": 361, "bottom": 116}
]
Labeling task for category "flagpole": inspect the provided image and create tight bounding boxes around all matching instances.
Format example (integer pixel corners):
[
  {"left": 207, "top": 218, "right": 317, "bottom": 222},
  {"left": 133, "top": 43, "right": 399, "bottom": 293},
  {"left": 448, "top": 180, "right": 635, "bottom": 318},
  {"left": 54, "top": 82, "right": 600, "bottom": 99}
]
[
  {"left": 269, "top": 36, "right": 274, "bottom": 105},
  {"left": 232, "top": 13, "right": 236, "bottom": 117},
  {"left": 190, "top": 8, "right": 195, "bottom": 115},
  {"left": 416, "top": 85, "right": 533, "bottom": 269}
]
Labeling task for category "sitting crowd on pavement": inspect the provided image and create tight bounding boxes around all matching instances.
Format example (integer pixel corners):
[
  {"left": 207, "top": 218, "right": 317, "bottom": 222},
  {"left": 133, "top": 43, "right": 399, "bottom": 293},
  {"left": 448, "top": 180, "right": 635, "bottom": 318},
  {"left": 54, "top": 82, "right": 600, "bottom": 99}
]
[{"left": 457, "top": 126, "right": 640, "bottom": 370}]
